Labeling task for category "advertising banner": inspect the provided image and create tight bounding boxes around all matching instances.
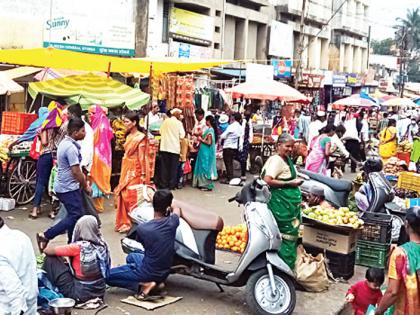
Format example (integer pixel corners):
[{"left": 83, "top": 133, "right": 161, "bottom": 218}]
[
  {"left": 269, "top": 21, "right": 294, "bottom": 58},
  {"left": 271, "top": 59, "right": 292, "bottom": 78},
  {"left": 169, "top": 7, "right": 214, "bottom": 45},
  {"left": 246, "top": 63, "right": 274, "bottom": 83},
  {"left": 169, "top": 41, "right": 213, "bottom": 59},
  {"left": 43, "top": 16, "right": 135, "bottom": 56}
]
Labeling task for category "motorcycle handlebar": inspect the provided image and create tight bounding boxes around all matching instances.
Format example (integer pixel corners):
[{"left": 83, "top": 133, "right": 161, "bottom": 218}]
[{"left": 228, "top": 196, "right": 236, "bottom": 203}]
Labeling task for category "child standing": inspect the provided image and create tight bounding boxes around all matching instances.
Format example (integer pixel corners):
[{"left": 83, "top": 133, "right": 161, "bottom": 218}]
[{"left": 345, "top": 268, "right": 385, "bottom": 315}]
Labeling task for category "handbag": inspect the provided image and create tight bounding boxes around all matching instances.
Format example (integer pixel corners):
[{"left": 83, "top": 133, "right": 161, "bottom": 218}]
[
  {"left": 295, "top": 245, "right": 329, "bottom": 292},
  {"left": 183, "top": 159, "right": 192, "bottom": 174},
  {"left": 29, "top": 136, "right": 41, "bottom": 160}
]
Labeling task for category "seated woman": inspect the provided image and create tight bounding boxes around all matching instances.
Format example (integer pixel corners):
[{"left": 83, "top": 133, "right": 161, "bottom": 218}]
[{"left": 42, "top": 215, "right": 110, "bottom": 303}]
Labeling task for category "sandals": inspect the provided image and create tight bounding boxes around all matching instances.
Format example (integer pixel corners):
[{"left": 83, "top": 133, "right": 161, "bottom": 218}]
[
  {"left": 134, "top": 292, "right": 162, "bottom": 302},
  {"left": 117, "top": 225, "right": 131, "bottom": 234},
  {"left": 36, "top": 233, "right": 49, "bottom": 253},
  {"left": 28, "top": 213, "right": 38, "bottom": 219}
]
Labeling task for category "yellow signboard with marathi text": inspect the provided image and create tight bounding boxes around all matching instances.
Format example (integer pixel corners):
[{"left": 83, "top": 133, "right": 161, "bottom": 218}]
[{"left": 169, "top": 7, "right": 214, "bottom": 45}]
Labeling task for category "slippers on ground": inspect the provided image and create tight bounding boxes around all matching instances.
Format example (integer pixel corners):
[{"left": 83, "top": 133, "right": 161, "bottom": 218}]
[{"left": 134, "top": 292, "right": 163, "bottom": 302}]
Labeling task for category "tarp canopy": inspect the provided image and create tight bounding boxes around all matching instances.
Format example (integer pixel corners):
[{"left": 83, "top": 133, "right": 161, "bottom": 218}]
[
  {"left": 0, "top": 72, "right": 24, "bottom": 95},
  {"left": 2, "top": 66, "right": 41, "bottom": 79},
  {"left": 381, "top": 97, "right": 417, "bottom": 107},
  {"left": 28, "top": 73, "right": 150, "bottom": 110},
  {"left": 0, "top": 48, "right": 232, "bottom": 73},
  {"left": 34, "top": 67, "right": 106, "bottom": 81},
  {"left": 225, "top": 79, "right": 310, "bottom": 103}
]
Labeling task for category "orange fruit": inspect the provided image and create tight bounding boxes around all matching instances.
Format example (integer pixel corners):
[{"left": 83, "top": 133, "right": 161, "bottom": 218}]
[
  {"left": 229, "top": 241, "right": 235, "bottom": 246},
  {"left": 232, "top": 246, "right": 239, "bottom": 252}
]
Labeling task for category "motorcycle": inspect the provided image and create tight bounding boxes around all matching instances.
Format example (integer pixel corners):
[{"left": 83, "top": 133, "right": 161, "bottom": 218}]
[
  {"left": 121, "top": 179, "right": 296, "bottom": 315},
  {"left": 299, "top": 158, "right": 405, "bottom": 242}
]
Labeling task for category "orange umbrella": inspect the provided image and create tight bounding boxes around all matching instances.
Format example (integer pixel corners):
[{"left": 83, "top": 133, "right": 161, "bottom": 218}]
[{"left": 225, "top": 79, "right": 310, "bottom": 103}]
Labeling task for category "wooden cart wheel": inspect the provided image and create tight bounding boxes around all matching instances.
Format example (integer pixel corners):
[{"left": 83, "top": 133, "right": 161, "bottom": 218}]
[{"left": 7, "top": 158, "right": 37, "bottom": 205}]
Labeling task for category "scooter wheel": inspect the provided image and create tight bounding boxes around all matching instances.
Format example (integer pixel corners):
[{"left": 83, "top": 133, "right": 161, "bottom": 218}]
[{"left": 246, "top": 269, "right": 296, "bottom": 315}]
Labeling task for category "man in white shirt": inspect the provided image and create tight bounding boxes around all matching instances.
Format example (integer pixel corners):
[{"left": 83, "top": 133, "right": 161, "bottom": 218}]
[
  {"left": 0, "top": 217, "right": 38, "bottom": 315},
  {"left": 397, "top": 114, "right": 412, "bottom": 143},
  {"left": 307, "top": 111, "right": 327, "bottom": 146},
  {"left": 342, "top": 114, "right": 363, "bottom": 172},
  {"left": 298, "top": 110, "right": 311, "bottom": 143},
  {"left": 143, "top": 102, "right": 161, "bottom": 129},
  {"left": 159, "top": 108, "right": 186, "bottom": 190},
  {"left": 220, "top": 112, "right": 243, "bottom": 183}
]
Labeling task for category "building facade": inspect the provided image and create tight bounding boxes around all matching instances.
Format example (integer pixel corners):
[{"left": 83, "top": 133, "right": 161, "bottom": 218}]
[{"left": 273, "top": 0, "right": 370, "bottom": 74}]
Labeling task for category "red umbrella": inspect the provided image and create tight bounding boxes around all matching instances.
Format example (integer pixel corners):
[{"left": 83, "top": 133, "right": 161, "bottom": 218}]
[
  {"left": 225, "top": 79, "right": 310, "bottom": 103},
  {"left": 332, "top": 94, "right": 378, "bottom": 108}
]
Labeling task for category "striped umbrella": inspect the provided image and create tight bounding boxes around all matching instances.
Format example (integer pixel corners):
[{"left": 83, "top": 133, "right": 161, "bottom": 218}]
[
  {"left": 28, "top": 73, "right": 149, "bottom": 110},
  {"left": 332, "top": 94, "right": 378, "bottom": 108},
  {"left": 381, "top": 97, "right": 416, "bottom": 107}
]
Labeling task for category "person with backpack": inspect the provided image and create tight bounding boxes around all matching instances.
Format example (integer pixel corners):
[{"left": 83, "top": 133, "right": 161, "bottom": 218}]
[{"left": 42, "top": 215, "right": 110, "bottom": 303}]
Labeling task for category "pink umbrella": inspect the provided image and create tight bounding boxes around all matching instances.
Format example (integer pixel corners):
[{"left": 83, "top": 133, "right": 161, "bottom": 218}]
[{"left": 225, "top": 79, "right": 310, "bottom": 103}]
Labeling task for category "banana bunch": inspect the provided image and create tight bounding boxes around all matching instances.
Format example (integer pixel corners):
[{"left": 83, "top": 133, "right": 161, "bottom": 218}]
[
  {"left": 397, "top": 140, "right": 412, "bottom": 153},
  {"left": 0, "top": 146, "right": 9, "bottom": 162},
  {"left": 112, "top": 118, "right": 127, "bottom": 151}
]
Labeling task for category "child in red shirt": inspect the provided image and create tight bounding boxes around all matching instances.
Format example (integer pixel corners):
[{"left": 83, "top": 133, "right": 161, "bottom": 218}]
[{"left": 345, "top": 267, "right": 384, "bottom": 315}]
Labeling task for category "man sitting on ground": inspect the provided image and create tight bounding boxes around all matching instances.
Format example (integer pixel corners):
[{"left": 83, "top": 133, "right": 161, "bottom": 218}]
[{"left": 106, "top": 189, "right": 180, "bottom": 300}]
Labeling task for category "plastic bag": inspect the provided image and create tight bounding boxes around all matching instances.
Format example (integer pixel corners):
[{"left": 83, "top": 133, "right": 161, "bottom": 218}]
[
  {"left": 29, "top": 136, "right": 41, "bottom": 160},
  {"left": 295, "top": 245, "right": 329, "bottom": 292}
]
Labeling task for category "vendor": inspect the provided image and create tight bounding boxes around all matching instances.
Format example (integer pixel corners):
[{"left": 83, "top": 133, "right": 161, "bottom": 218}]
[
  {"left": 261, "top": 133, "right": 303, "bottom": 270},
  {"left": 306, "top": 186, "right": 333, "bottom": 209}
]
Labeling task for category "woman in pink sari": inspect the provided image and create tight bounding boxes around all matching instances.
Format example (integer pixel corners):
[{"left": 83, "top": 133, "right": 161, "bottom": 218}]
[
  {"left": 88, "top": 105, "right": 113, "bottom": 212},
  {"left": 305, "top": 124, "right": 336, "bottom": 175}
]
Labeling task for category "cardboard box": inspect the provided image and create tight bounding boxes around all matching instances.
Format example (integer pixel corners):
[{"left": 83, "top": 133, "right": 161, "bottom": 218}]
[{"left": 302, "top": 225, "right": 358, "bottom": 254}]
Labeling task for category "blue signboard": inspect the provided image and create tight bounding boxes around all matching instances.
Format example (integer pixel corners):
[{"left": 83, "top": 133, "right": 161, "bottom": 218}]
[{"left": 271, "top": 59, "right": 292, "bottom": 78}]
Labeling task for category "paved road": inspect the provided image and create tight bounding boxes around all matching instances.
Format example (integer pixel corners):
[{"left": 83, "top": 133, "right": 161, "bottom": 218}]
[{"left": 2, "top": 180, "right": 362, "bottom": 315}]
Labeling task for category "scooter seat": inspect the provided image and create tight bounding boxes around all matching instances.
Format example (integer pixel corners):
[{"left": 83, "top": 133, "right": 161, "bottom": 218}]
[
  {"left": 301, "top": 170, "right": 352, "bottom": 192},
  {"left": 173, "top": 199, "right": 224, "bottom": 232}
]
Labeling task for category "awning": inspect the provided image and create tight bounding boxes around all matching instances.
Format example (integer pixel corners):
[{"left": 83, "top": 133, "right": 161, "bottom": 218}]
[
  {"left": 0, "top": 48, "right": 232, "bottom": 73},
  {"left": 0, "top": 72, "right": 24, "bottom": 95},
  {"left": 34, "top": 67, "right": 106, "bottom": 81},
  {"left": 332, "top": 94, "right": 378, "bottom": 108},
  {"left": 211, "top": 67, "right": 246, "bottom": 78},
  {"left": 381, "top": 97, "right": 417, "bottom": 107},
  {"left": 28, "top": 73, "right": 150, "bottom": 110},
  {"left": 3, "top": 66, "right": 41, "bottom": 79}
]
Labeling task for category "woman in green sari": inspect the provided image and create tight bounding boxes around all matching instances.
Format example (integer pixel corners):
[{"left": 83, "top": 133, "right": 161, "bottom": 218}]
[
  {"left": 192, "top": 115, "right": 218, "bottom": 191},
  {"left": 262, "top": 133, "right": 304, "bottom": 270}
]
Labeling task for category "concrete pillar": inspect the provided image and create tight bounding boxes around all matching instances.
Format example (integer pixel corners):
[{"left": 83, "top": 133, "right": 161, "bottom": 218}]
[
  {"left": 223, "top": 15, "right": 236, "bottom": 60},
  {"left": 308, "top": 37, "right": 321, "bottom": 70},
  {"left": 234, "top": 18, "right": 247, "bottom": 60},
  {"left": 247, "top": 21, "right": 258, "bottom": 61},
  {"left": 257, "top": 24, "right": 268, "bottom": 63},
  {"left": 353, "top": 46, "right": 362, "bottom": 73},
  {"left": 339, "top": 43, "right": 345, "bottom": 72},
  {"left": 361, "top": 47, "right": 368, "bottom": 72},
  {"left": 344, "top": 44, "right": 353, "bottom": 73},
  {"left": 320, "top": 38, "right": 329, "bottom": 70},
  {"left": 134, "top": 0, "right": 149, "bottom": 57}
]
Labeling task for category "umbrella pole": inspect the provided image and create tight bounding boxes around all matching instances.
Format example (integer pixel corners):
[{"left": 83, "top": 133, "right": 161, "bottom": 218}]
[{"left": 107, "top": 62, "right": 111, "bottom": 78}]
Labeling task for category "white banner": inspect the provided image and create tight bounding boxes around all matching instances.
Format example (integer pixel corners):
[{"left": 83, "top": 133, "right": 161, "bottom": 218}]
[
  {"left": 246, "top": 63, "right": 274, "bottom": 83},
  {"left": 269, "top": 20, "right": 294, "bottom": 58}
]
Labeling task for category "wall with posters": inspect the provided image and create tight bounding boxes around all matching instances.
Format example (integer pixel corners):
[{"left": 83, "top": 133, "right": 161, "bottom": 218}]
[{"left": 0, "top": 0, "right": 135, "bottom": 56}]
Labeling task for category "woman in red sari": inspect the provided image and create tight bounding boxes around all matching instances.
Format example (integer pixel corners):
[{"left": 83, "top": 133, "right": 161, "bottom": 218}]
[{"left": 114, "top": 112, "right": 156, "bottom": 233}]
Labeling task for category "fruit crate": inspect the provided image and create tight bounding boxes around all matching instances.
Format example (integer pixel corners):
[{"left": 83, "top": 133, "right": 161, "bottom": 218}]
[
  {"left": 397, "top": 172, "right": 420, "bottom": 194},
  {"left": 356, "top": 240, "right": 390, "bottom": 269},
  {"left": 303, "top": 244, "right": 355, "bottom": 280},
  {"left": 359, "top": 212, "right": 392, "bottom": 244},
  {"left": 1, "top": 112, "right": 37, "bottom": 135}
]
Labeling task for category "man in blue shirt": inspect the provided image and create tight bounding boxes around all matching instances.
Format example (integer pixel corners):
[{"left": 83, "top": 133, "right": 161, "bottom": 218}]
[
  {"left": 107, "top": 189, "right": 180, "bottom": 300},
  {"left": 36, "top": 118, "right": 91, "bottom": 251}
]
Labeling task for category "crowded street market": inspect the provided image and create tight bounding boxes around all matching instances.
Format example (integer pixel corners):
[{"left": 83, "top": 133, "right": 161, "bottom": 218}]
[{"left": 1, "top": 1, "right": 420, "bottom": 314}]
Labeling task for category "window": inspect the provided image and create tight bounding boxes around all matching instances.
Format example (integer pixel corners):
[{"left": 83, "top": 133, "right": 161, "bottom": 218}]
[
  {"left": 215, "top": 26, "right": 220, "bottom": 33},
  {"left": 214, "top": 43, "right": 220, "bottom": 49},
  {"left": 162, "top": 0, "right": 170, "bottom": 43},
  {"left": 215, "top": 10, "right": 221, "bottom": 17}
]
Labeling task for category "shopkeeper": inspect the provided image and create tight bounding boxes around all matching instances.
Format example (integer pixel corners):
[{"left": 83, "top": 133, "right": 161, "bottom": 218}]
[{"left": 261, "top": 133, "right": 304, "bottom": 270}]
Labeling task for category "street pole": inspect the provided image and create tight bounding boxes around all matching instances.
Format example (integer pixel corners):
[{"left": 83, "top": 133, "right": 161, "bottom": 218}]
[
  {"left": 399, "top": 26, "right": 406, "bottom": 98},
  {"left": 367, "top": 25, "right": 371, "bottom": 71},
  {"left": 294, "top": 0, "right": 307, "bottom": 89}
]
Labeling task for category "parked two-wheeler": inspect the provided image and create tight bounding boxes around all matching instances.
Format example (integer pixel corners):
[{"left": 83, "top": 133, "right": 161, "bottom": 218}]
[{"left": 121, "top": 179, "right": 296, "bottom": 315}]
